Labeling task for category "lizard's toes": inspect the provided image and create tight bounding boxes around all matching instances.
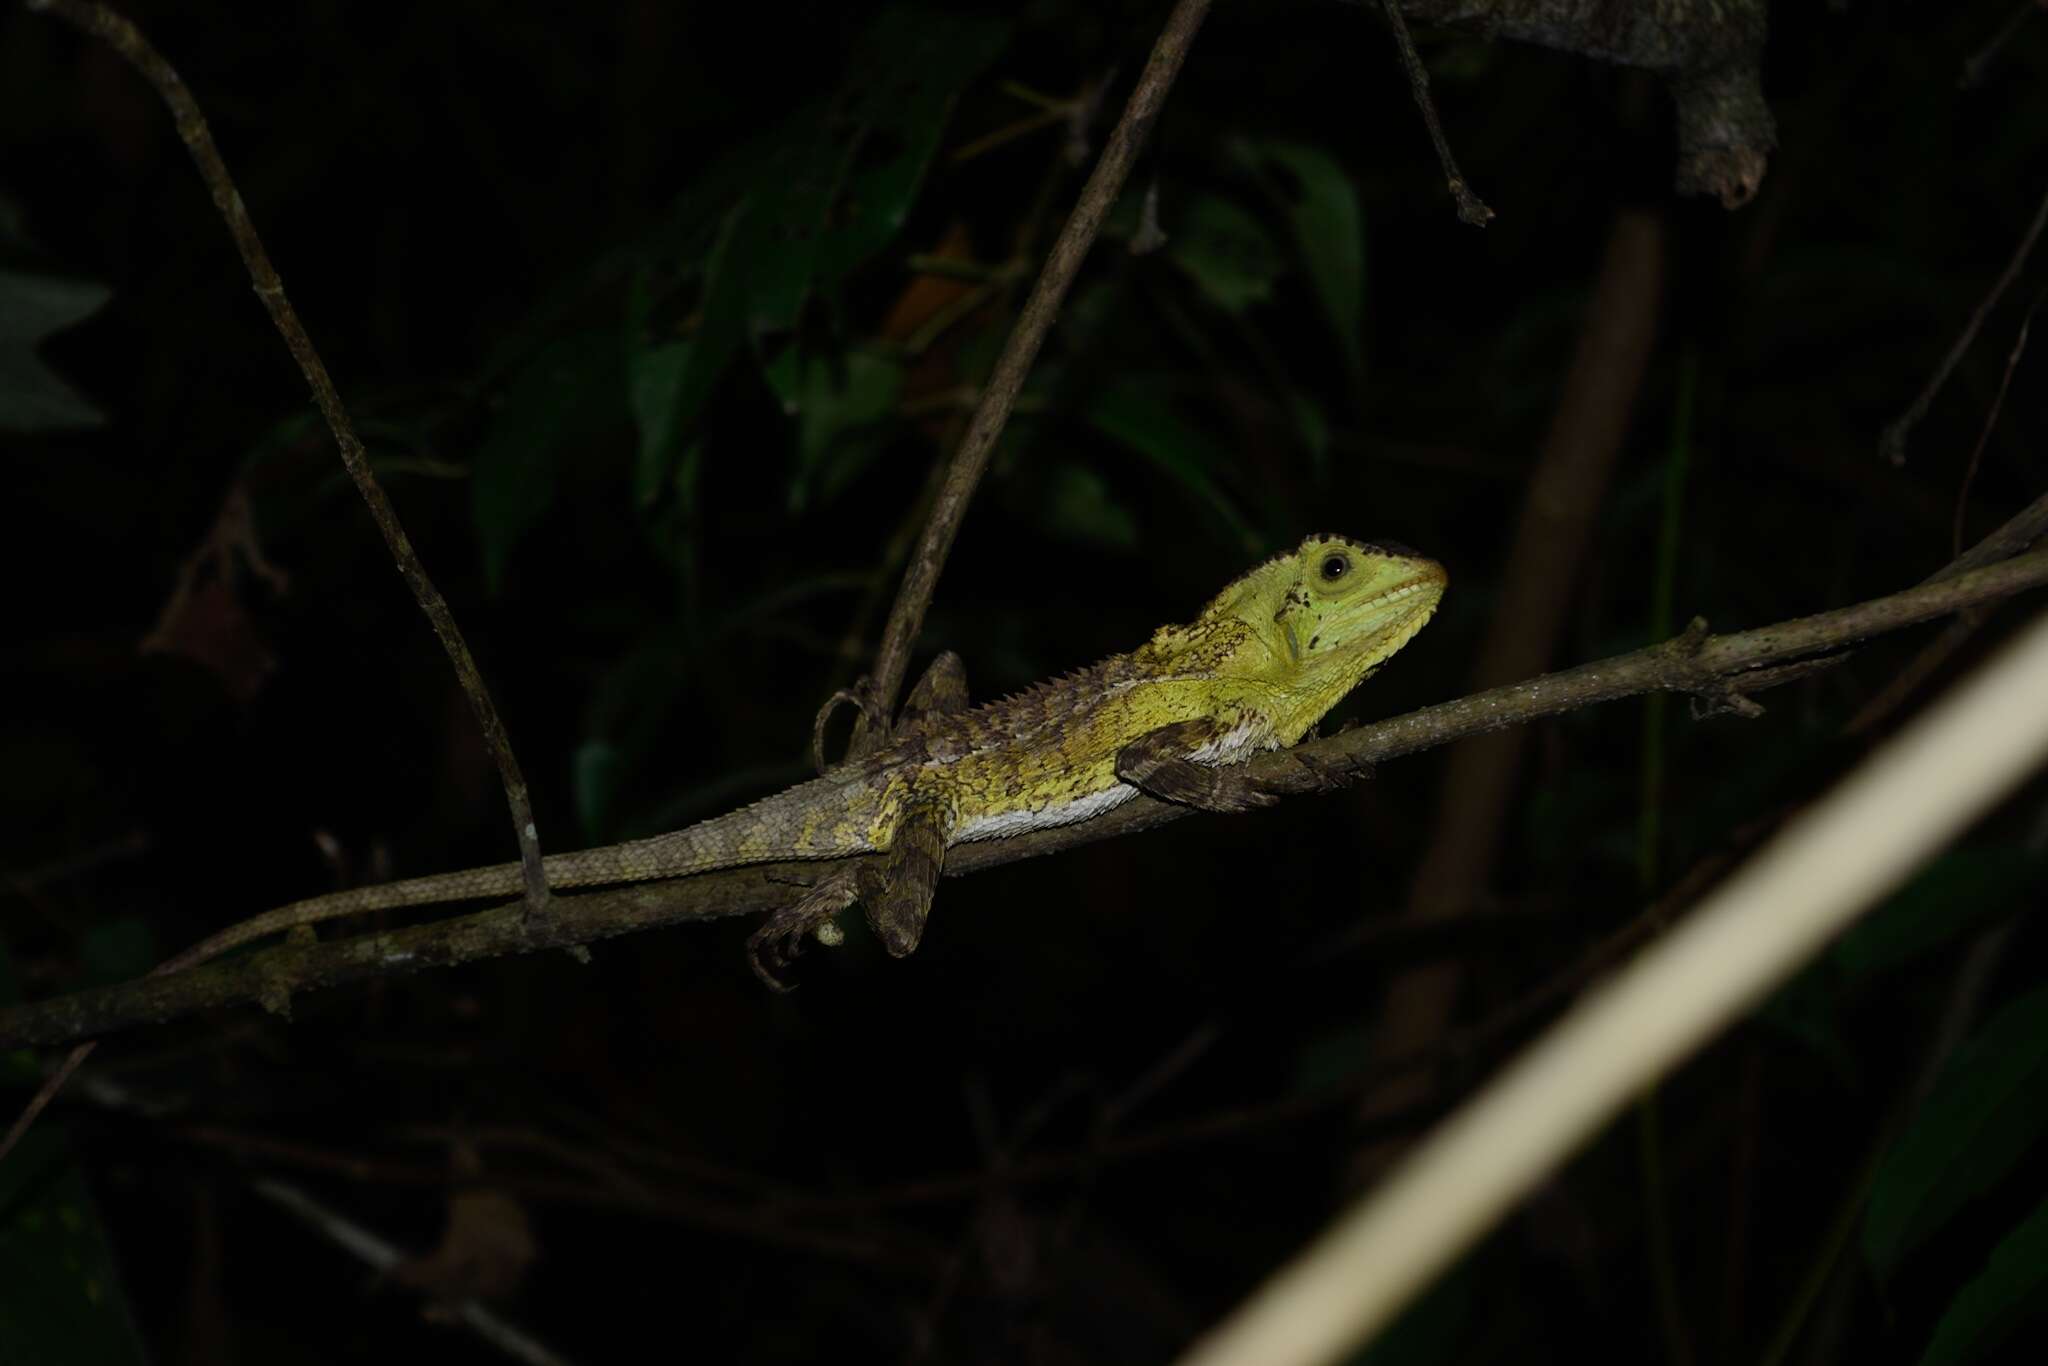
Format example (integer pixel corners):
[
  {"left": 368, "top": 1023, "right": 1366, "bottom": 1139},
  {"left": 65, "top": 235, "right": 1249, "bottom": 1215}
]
[
  {"left": 746, "top": 915, "right": 810, "bottom": 992},
  {"left": 747, "top": 935, "right": 799, "bottom": 993}
]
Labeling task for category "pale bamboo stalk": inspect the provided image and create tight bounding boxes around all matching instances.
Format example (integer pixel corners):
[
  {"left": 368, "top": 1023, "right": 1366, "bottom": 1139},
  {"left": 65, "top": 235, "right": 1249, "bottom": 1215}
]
[{"left": 1180, "top": 605, "right": 2048, "bottom": 1366}]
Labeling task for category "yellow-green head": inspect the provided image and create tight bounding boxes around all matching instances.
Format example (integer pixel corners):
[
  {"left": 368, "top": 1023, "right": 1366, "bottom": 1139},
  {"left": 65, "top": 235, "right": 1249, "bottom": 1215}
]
[{"left": 1190, "top": 534, "right": 1447, "bottom": 744}]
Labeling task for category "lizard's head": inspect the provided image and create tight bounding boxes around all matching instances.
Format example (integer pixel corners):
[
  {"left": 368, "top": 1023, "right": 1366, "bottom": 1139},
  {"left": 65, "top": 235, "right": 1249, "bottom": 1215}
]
[{"left": 1195, "top": 534, "right": 1447, "bottom": 742}]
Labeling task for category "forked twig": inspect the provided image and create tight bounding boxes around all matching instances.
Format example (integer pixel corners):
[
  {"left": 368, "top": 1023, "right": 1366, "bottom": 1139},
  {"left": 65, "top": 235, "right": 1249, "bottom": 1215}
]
[
  {"left": 1881, "top": 179, "right": 2048, "bottom": 466},
  {"left": 1377, "top": 0, "right": 1494, "bottom": 225}
]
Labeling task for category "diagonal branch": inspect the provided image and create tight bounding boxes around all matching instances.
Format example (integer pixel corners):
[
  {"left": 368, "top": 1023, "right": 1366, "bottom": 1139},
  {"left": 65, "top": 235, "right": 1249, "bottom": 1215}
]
[
  {"left": 26, "top": 0, "right": 550, "bottom": 909},
  {"left": 845, "top": 0, "right": 1214, "bottom": 755},
  {"left": 7, "top": 547, "right": 2048, "bottom": 1051}
]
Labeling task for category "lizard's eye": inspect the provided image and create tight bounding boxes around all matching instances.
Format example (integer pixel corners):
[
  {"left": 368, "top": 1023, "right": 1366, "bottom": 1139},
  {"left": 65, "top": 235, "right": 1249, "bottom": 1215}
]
[{"left": 1320, "top": 553, "right": 1350, "bottom": 582}]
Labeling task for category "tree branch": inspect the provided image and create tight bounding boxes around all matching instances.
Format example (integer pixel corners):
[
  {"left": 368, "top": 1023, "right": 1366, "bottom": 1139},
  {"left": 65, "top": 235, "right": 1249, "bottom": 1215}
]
[
  {"left": 7, "top": 548, "right": 2048, "bottom": 1051},
  {"left": 1388, "top": 0, "right": 1775, "bottom": 206},
  {"left": 846, "top": 0, "right": 1214, "bottom": 754},
  {"left": 25, "top": 0, "right": 550, "bottom": 908}
]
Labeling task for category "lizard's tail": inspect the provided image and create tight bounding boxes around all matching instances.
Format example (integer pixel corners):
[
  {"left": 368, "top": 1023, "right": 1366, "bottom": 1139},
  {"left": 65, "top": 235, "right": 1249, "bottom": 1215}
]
[{"left": 171, "top": 774, "right": 877, "bottom": 973}]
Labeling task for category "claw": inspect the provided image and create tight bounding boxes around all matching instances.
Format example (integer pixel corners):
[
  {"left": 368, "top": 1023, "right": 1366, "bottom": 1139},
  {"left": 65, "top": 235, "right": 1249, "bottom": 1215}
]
[
  {"left": 745, "top": 868, "right": 862, "bottom": 991},
  {"left": 747, "top": 927, "right": 800, "bottom": 993}
]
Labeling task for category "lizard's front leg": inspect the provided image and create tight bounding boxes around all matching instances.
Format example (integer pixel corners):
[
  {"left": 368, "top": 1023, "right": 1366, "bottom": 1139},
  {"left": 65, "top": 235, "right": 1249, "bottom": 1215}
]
[{"left": 1115, "top": 718, "right": 1279, "bottom": 814}]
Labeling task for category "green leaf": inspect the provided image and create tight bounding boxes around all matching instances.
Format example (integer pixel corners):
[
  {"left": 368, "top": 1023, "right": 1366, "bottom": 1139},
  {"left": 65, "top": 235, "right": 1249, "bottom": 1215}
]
[
  {"left": 0, "top": 269, "right": 111, "bottom": 431},
  {"left": 1166, "top": 194, "right": 1283, "bottom": 314},
  {"left": 1087, "top": 378, "right": 1260, "bottom": 552},
  {"left": 0, "top": 1130, "right": 147, "bottom": 1366},
  {"left": 629, "top": 7, "right": 1010, "bottom": 500},
  {"left": 1831, "top": 850, "right": 2033, "bottom": 987},
  {"left": 1034, "top": 463, "right": 1138, "bottom": 550},
  {"left": 1282, "top": 384, "right": 1331, "bottom": 478},
  {"left": 1865, "top": 988, "right": 2048, "bottom": 1280},
  {"left": 77, "top": 919, "right": 156, "bottom": 989},
  {"left": 762, "top": 345, "right": 903, "bottom": 511},
  {"left": 629, "top": 202, "right": 754, "bottom": 504},
  {"left": 473, "top": 330, "right": 625, "bottom": 590},
  {"left": 808, "top": 9, "right": 1014, "bottom": 288},
  {"left": 1345, "top": 1252, "right": 1473, "bottom": 1366},
  {"left": 1762, "top": 849, "right": 2037, "bottom": 1076},
  {"left": 573, "top": 740, "right": 623, "bottom": 844},
  {"left": 1229, "top": 139, "right": 1366, "bottom": 381},
  {"left": 1917, "top": 1195, "right": 2048, "bottom": 1366}
]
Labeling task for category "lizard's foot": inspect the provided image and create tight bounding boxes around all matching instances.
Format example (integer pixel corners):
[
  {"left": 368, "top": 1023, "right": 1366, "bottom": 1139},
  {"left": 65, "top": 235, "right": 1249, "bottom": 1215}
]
[
  {"left": 1281, "top": 749, "right": 1359, "bottom": 795},
  {"left": 747, "top": 869, "right": 861, "bottom": 992}
]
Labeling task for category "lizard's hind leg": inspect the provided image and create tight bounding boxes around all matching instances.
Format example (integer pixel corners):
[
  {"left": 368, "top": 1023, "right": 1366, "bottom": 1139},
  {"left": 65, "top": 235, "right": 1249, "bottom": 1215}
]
[
  {"left": 862, "top": 797, "right": 950, "bottom": 958},
  {"left": 746, "top": 797, "right": 954, "bottom": 987},
  {"left": 748, "top": 870, "right": 864, "bottom": 992}
]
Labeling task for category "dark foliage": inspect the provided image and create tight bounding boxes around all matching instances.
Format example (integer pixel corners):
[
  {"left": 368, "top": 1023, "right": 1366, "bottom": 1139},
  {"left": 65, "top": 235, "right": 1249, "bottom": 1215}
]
[{"left": 1, "top": 1, "right": 2044, "bottom": 1362}]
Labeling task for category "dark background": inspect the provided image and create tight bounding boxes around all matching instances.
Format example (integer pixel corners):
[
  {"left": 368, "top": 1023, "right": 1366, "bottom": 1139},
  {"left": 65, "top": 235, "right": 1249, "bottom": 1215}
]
[{"left": 2, "top": 1, "right": 2046, "bottom": 1362}]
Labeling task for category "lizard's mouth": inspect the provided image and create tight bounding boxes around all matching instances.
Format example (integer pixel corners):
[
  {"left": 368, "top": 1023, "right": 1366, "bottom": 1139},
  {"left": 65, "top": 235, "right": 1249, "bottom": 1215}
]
[
  {"left": 1343, "top": 569, "right": 1447, "bottom": 647},
  {"left": 1357, "top": 564, "right": 1448, "bottom": 615}
]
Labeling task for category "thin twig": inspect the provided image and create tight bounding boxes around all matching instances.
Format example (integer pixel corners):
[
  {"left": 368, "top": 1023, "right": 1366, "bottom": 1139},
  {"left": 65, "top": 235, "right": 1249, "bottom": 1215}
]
[
  {"left": 1880, "top": 178, "right": 2048, "bottom": 466},
  {"left": 1951, "top": 290, "right": 2041, "bottom": 556},
  {"left": 1846, "top": 484, "right": 2048, "bottom": 736},
  {"left": 1376, "top": 0, "right": 1493, "bottom": 225},
  {"left": 251, "top": 1178, "right": 576, "bottom": 1366},
  {"left": 8, "top": 548, "right": 2048, "bottom": 1051},
  {"left": 27, "top": 0, "right": 549, "bottom": 910},
  {"left": 8, "top": 0, "right": 556, "bottom": 1170},
  {"left": 845, "top": 0, "right": 1215, "bottom": 755},
  {"left": 1959, "top": 0, "right": 2042, "bottom": 89}
]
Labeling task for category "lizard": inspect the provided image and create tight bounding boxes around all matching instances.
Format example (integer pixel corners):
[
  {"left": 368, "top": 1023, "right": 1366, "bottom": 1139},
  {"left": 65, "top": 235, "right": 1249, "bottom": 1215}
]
[{"left": 165, "top": 535, "right": 1446, "bottom": 989}]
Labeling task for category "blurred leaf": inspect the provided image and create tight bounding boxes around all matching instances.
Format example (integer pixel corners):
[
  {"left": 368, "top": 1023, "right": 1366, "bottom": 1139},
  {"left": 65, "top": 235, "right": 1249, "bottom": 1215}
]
[
  {"left": 574, "top": 739, "right": 624, "bottom": 844},
  {"left": 1346, "top": 1255, "right": 1473, "bottom": 1366},
  {"left": 812, "top": 10, "right": 1013, "bottom": 285},
  {"left": 1034, "top": 463, "right": 1139, "bottom": 550},
  {"left": 0, "top": 269, "right": 110, "bottom": 432},
  {"left": 584, "top": 630, "right": 693, "bottom": 747},
  {"left": 1292, "top": 1020, "right": 1375, "bottom": 1095},
  {"left": 630, "top": 7, "right": 1009, "bottom": 500},
  {"left": 473, "top": 331, "right": 624, "bottom": 590},
  {"left": 1831, "top": 850, "right": 2033, "bottom": 986},
  {"left": 77, "top": 919, "right": 155, "bottom": 989},
  {"left": 1424, "top": 41, "right": 1498, "bottom": 83},
  {"left": 0, "top": 1130, "right": 146, "bottom": 1366},
  {"left": 630, "top": 202, "right": 754, "bottom": 504},
  {"left": 1763, "top": 849, "right": 2036, "bottom": 1075},
  {"left": 762, "top": 346, "right": 904, "bottom": 511},
  {"left": 1167, "top": 194, "right": 1283, "bottom": 314},
  {"left": 1917, "top": 1195, "right": 2048, "bottom": 1366},
  {"left": 1282, "top": 384, "right": 1331, "bottom": 478},
  {"left": 1229, "top": 139, "right": 1365, "bottom": 381},
  {"left": 1087, "top": 378, "right": 1260, "bottom": 552},
  {"left": 1865, "top": 988, "right": 2048, "bottom": 1280}
]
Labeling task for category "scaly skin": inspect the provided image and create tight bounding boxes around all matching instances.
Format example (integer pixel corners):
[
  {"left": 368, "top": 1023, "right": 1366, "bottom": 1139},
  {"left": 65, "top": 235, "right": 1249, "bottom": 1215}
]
[{"left": 182, "top": 536, "right": 1445, "bottom": 984}]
